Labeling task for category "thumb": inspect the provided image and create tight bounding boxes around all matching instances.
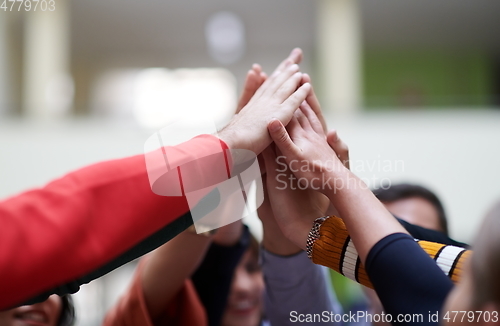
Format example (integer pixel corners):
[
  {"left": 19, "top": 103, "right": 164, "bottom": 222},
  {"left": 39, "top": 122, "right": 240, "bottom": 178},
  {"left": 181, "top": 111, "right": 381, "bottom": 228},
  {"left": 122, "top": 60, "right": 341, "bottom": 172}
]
[
  {"left": 267, "top": 119, "right": 299, "bottom": 161},
  {"left": 327, "top": 130, "right": 350, "bottom": 169}
]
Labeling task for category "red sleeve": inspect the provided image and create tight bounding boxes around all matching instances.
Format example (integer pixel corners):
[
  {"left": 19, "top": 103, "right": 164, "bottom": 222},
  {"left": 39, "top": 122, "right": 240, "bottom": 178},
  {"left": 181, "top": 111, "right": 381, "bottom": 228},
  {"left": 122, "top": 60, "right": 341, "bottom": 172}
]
[
  {"left": 0, "top": 134, "right": 229, "bottom": 310},
  {"left": 102, "top": 259, "right": 207, "bottom": 326}
]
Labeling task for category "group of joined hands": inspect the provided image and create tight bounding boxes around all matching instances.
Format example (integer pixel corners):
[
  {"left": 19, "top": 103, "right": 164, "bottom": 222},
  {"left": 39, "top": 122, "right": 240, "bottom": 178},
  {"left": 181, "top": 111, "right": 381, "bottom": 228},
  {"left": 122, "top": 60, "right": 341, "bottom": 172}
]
[{"left": 215, "top": 47, "right": 360, "bottom": 256}]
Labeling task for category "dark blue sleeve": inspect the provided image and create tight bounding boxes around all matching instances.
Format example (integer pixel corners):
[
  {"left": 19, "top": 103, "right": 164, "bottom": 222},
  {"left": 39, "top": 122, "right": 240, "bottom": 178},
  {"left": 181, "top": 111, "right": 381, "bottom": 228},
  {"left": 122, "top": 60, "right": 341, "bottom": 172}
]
[
  {"left": 397, "top": 217, "right": 469, "bottom": 248},
  {"left": 365, "top": 233, "right": 454, "bottom": 325}
]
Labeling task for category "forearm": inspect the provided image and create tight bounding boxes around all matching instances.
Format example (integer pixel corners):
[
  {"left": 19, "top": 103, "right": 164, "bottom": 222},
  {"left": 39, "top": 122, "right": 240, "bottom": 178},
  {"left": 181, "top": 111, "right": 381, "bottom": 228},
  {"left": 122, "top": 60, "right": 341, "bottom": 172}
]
[
  {"left": 262, "top": 220, "right": 302, "bottom": 256},
  {"left": 141, "top": 230, "right": 211, "bottom": 322},
  {"left": 324, "top": 170, "right": 408, "bottom": 264},
  {"left": 0, "top": 134, "right": 227, "bottom": 310},
  {"left": 310, "top": 216, "right": 471, "bottom": 288},
  {"left": 258, "top": 191, "right": 301, "bottom": 256}
]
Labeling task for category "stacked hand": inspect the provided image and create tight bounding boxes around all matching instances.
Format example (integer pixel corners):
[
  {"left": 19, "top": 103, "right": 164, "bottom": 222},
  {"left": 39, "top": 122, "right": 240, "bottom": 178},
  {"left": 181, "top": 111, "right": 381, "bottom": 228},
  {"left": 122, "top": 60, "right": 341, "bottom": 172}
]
[
  {"left": 224, "top": 48, "right": 350, "bottom": 252},
  {"left": 263, "top": 104, "right": 350, "bottom": 249},
  {"left": 219, "top": 50, "right": 310, "bottom": 156}
]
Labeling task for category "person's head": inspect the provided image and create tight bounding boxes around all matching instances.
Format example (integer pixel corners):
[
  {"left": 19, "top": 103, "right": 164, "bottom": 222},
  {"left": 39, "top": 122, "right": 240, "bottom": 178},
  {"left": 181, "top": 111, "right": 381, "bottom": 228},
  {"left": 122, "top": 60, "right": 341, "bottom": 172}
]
[
  {"left": 0, "top": 294, "right": 75, "bottom": 326},
  {"left": 221, "top": 235, "right": 264, "bottom": 326},
  {"left": 373, "top": 183, "right": 449, "bottom": 235},
  {"left": 443, "top": 200, "right": 500, "bottom": 325}
]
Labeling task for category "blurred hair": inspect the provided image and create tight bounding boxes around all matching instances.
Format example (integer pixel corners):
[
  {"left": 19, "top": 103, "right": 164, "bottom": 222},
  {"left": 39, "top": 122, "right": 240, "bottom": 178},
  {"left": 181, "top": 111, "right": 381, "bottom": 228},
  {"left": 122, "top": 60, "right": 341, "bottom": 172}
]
[
  {"left": 373, "top": 183, "right": 448, "bottom": 235},
  {"left": 470, "top": 200, "right": 500, "bottom": 309},
  {"left": 58, "top": 295, "right": 76, "bottom": 326}
]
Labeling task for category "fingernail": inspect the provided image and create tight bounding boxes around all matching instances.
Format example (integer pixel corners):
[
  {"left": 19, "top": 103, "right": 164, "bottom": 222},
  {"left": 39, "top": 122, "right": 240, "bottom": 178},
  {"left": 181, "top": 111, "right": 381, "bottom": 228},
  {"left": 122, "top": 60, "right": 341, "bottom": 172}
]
[
  {"left": 269, "top": 119, "right": 281, "bottom": 132},
  {"left": 289, "top": 64, "right": 299, "bottom": 70}
]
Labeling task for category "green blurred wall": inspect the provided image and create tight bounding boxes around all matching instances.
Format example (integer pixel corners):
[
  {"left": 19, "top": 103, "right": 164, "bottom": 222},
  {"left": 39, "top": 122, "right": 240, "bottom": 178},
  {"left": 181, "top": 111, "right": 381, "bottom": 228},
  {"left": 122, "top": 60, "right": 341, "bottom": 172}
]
[{"left": 364, "top": 50, "right": 493, "bottom": 108}]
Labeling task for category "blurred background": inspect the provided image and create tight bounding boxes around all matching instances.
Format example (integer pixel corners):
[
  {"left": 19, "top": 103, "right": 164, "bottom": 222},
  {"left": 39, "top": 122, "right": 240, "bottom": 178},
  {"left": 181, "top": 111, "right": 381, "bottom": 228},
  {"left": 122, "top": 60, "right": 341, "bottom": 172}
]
[{"left": 1, "top": 0, "right": 500, "bottom": 324}]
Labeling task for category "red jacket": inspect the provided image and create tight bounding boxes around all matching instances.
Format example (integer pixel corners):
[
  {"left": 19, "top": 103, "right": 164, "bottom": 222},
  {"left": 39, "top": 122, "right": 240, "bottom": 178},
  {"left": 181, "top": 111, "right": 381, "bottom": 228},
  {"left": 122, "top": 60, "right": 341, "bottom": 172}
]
[{"left": 0, "top": 134, "right": 229, "bottom": 310}]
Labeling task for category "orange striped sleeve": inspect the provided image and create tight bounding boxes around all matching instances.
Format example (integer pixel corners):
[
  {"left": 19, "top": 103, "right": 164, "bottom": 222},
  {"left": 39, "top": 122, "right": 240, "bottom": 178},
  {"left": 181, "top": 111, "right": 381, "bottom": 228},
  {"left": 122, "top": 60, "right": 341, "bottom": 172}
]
[{"left": 311, "top": 216, "right": 471, "bottom": 289}]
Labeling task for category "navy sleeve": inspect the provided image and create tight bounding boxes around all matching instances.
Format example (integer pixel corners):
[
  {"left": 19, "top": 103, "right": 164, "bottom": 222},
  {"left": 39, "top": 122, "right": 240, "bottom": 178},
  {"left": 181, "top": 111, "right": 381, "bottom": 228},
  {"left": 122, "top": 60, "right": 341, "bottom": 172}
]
[
  {"left": 365, "top": 233, "right": 454, "bottom": 325},
  {"left": 397, "top": 217, "right": 469, "bottom": 248}
]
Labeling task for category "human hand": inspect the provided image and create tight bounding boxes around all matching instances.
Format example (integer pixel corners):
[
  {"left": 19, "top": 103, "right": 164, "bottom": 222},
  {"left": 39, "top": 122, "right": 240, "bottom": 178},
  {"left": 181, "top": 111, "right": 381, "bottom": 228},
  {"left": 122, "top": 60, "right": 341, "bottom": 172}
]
[
  {"left": 257, "top": 177, "right": 303, "bottom": 256},
  {"left": 301, "top": 73, "right": 328, "bottom": 133},
  {"left": 236, "top": 48, "right": 303, "bottom": 113},
  {"left": 236, "top": 64, "right": 267, "bottom": 114},
  {"left": 219, "top": 49, "right": 310, "bottom": 156},
  {"left": 262, "top": 143, "right": 330, "bottom": 250},
  {"left": 267, "top": 103, "right": 349, "bottom": 197}
]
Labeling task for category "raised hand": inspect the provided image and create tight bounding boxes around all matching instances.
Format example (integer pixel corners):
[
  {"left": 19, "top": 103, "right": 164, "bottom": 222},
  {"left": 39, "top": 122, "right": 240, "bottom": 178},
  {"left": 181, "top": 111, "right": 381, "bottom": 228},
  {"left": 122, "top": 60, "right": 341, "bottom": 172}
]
[
  {"left": 301, "top": 73, "right": 328, "bottom": 133},
  {"left": 262, "top": 142, "right": 330, "bottom": 250},
  {"left": 236, "top": 48, "right": 303, "bottom": 113},
  {"left": 257, "top": 176, "right": 303, "bottom": 256},
  {"left": 236, "top": 64, "right": 267, "bottom": 114},
  {"left": 267, "top": 104, "right": 348, "bottom": 196},
  {"left": 218, "top": 49, "right": 310, "bottom": 156},
  {"left": 268, "top": 100, "right": 408, "bottom": 263}
]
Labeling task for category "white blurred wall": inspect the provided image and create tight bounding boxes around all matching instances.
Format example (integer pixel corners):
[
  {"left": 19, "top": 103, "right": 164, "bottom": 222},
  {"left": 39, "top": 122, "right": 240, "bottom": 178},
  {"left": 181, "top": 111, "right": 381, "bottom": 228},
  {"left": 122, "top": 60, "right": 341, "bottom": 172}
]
[{"left": 1, "top": 109, "right": 500, "bottom": 325}]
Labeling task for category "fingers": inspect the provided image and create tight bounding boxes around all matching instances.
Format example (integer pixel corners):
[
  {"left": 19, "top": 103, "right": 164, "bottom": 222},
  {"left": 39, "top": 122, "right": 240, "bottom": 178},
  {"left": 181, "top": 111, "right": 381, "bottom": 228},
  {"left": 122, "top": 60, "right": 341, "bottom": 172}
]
[
  {"left": 268, "top": 119, "right": 301, "bottom": 161},
  {"left": 294, "top": 106, "right": 313, "bottom": 132},
  {"left": 327, "top": 130, "right": 350, "bottom": 169},
  {"left": 252, "top": 63, "right": 262, "bottom": 75},
  {"left": 262, "top": 64, "right": 301, "bottom": 97},
  {"left": 237, "top": 70, "right": 259, "bottom": 113},
  {"left": 285, "top": 116, "right": 302, "bottom": 141},
  {"left": 272, "top": 48, "right": 303, "bottom": 76},
  {"left": 236, "top": 64, "right": 265, "bottom": 113},
  {"left": 262, "top": 145, "right": 278, "bottom": 178},
  {"left": 273, "top": 71, "right": 304, "bottom": 102},
  {"left": 279, "top": 83, "right": 311, "bottom": 125},
  {"left": 299, "top": 102, "right": 323, "bottom": 135},
  {"left": 302, "top": 74, "right": 327, "bottom": 132}
]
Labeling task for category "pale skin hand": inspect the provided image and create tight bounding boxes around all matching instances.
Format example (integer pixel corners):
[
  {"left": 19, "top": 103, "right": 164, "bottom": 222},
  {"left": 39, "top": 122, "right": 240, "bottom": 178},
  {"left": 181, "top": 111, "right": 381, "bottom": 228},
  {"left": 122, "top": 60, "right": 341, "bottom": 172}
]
[
  {"left": 232, "top": 50, "right": 329, "bottom": 178},
  {"left": 258, "top": 176, "right": 304, "bottom": 256},
  {"left": 268, "top": 106, "right": 408, "bottom": 263},
  {"left": 235, "top": 50, "right": 311, "bottom": 256},
  {"left": 235, "top": 47, "right": 303, "bottom": 114},
  {"left": 218, "top": 50, "right": 311, "bottom": 156},
  {"left": 262, "top": 104, "right": 347, "bottom": 250},
  {"left": 262, "top": 143, "right": 330, "bottom": 251}
]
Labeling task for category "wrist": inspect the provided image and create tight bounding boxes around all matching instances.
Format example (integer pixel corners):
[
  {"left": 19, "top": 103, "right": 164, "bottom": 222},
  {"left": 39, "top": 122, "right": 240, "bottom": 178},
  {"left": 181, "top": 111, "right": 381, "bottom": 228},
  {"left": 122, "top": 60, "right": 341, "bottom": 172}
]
[
  {"left": 279, "top": 219, "right": 310, "bottom": 252},
  {"left": 218, "top": 124, "right": 239, "bottom": 150},
  {"left": 323, "top": 169, "right": 359, "bottom": 200},
  {"left": 262, "top": 221, "right": 302, "bottom": 256}
]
